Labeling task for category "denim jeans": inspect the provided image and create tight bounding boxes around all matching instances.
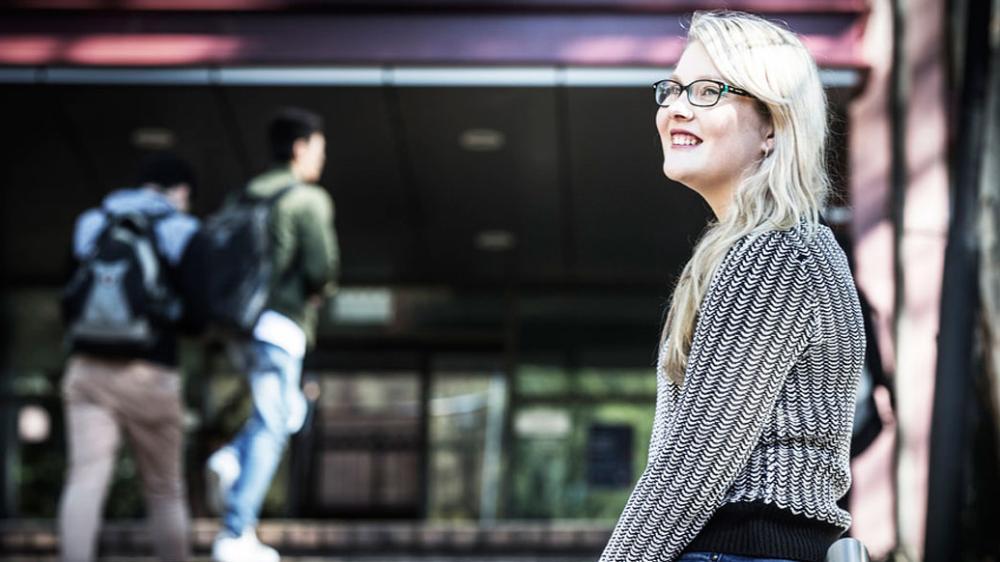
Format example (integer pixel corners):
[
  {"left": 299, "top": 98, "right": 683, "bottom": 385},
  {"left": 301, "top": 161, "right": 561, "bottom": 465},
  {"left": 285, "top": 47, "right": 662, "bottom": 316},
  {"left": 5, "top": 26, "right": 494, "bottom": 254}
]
[
  {"left": 221, "top": 340, "right": 304, "bottom": 536},
  {"left": 678, "top": 553, "right": 799, "bottom": 562}
]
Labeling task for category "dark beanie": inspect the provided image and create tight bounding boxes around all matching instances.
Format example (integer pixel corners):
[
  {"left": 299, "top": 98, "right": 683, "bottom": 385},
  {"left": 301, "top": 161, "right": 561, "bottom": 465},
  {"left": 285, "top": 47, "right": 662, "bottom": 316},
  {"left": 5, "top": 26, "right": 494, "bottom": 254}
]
[{"left": 136, "top": 151, "right": 197, "bottom": 193}]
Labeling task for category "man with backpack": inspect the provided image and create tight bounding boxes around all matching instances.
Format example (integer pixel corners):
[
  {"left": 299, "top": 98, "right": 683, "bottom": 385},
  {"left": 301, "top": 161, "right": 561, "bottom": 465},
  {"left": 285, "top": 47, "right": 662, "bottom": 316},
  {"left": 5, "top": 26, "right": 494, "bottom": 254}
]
[
  {"left": 206, "top": 107, "right": 339, "bottom": 562},
  {"left": 58, "top": 152, "right": 202, "bottom": 562}
]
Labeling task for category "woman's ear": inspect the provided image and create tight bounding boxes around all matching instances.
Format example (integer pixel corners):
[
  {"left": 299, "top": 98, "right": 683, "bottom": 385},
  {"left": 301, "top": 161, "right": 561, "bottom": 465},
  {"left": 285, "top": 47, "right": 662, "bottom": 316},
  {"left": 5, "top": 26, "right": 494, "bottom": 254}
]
[{"left": 762, "top": 131, "right": 775, "bottom": 156}]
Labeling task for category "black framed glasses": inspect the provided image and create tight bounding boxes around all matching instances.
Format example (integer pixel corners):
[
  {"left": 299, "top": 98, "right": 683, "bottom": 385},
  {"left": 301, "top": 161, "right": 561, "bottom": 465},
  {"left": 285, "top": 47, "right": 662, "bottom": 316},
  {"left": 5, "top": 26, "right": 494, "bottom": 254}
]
[{"left": 653, "top": 79, "right": 755, "bottom": 108}]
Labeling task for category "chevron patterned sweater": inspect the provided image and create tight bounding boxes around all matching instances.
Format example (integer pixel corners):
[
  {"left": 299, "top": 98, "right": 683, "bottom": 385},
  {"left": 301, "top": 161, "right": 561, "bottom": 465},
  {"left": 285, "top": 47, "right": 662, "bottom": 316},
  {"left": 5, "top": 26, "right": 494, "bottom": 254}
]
[{"left": 600, "top": 224, "right": 865, "bottom": 562}]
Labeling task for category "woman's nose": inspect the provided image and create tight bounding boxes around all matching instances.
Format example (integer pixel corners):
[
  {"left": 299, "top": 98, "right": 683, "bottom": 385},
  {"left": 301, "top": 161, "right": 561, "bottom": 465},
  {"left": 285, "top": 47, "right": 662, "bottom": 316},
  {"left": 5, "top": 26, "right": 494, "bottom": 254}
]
[{"left": 667, "top": 95, "right": 695, "bottom": 120}]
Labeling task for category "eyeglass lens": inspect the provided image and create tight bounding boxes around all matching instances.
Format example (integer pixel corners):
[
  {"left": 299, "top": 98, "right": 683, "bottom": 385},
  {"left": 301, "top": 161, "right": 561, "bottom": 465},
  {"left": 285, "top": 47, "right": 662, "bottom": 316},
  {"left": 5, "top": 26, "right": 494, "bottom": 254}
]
[{"left": 654, "top": 80, "right": 725, "bottom": 107}]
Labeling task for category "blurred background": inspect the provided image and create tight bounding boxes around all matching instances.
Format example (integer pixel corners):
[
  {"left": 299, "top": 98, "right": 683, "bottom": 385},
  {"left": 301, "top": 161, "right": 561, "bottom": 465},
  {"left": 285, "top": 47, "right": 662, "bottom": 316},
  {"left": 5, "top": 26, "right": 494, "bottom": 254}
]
[{"left": 0, "top": 0, "right": 997, "bottom": 561}]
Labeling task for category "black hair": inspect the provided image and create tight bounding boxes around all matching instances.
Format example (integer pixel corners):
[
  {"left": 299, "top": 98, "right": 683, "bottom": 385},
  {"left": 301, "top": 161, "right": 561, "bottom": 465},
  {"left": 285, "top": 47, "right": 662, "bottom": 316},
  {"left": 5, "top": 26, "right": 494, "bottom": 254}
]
[
  {"left": 268, "top": 107, "right": 324, "bottom": 164},
  {"left": 136, "top": 151, "right": 197, "bottom": 193}
]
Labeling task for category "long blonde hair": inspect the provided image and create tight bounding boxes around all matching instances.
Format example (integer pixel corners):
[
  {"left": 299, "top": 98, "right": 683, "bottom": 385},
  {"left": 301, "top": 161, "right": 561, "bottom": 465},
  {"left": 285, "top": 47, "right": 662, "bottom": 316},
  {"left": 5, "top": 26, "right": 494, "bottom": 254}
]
[{"left": 660, "top": 11, "right": 830, "bottom": 384}]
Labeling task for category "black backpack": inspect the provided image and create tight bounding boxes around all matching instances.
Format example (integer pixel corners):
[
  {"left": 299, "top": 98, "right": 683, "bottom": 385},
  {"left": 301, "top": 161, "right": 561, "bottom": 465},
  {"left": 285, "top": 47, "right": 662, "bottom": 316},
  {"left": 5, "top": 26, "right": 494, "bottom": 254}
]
[
  {"left": 201, "top": 185, "right": 296, "bottom": 334},
  {"left": 62, "top": 210, "right": 180, "bottom": 356}
]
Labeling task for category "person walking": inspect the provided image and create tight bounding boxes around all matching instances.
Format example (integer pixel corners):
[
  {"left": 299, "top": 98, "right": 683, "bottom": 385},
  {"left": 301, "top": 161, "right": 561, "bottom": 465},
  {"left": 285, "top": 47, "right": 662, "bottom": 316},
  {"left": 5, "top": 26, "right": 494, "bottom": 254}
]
[
  {"left": 58, "top": 152, "right": 202, "bottom": 562},
  {"left": 207, "top": 107, "right": 339, "bottom": 562}
]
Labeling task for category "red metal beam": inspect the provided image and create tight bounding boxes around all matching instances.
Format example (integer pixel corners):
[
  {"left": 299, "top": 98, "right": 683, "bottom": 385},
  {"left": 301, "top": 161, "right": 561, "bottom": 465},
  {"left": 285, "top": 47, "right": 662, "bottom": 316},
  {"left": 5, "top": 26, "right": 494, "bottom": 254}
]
[
  {"left": 0, "top": 10, "right": 867, "bottom": 68},
  {"left": 3, "top": 0, "right": 868, "bottom": 14}
]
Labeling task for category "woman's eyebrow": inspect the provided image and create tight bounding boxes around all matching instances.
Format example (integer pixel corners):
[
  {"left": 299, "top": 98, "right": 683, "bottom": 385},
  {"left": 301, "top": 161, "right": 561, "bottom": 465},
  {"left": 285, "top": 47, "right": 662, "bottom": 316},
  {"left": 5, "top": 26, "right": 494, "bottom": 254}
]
[{"left": 669, "top": 74, "right": 723, "bottom": 83}]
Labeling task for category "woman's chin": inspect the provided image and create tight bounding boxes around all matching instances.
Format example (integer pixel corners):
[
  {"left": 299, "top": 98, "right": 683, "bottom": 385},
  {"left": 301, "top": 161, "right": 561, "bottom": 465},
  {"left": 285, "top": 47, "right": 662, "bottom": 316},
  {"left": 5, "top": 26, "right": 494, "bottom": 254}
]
[{"left": 662, "top": 164, "right": 690, "bottom": 185}]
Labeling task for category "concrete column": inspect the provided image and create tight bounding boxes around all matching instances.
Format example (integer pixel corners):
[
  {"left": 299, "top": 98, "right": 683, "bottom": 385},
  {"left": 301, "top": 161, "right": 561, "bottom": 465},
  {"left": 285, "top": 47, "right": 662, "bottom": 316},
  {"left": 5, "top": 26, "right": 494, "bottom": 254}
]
[{"left": 850, "top": 0, "right": 951, "bottom": 559}]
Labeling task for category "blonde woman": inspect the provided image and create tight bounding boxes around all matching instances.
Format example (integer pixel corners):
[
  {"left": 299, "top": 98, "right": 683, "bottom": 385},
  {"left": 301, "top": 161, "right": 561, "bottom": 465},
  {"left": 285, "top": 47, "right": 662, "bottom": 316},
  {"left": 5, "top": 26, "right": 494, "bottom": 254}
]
[{"left": 600, "top": 11, "right": 865, "bottom": 562}]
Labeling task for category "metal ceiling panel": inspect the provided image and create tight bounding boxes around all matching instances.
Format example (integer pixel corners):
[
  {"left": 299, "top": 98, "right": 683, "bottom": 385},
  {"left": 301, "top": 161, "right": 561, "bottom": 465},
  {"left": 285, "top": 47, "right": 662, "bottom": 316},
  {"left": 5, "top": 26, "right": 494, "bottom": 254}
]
[
  {"left": 53, "top": 84, "right": 244, "bottom": 214},
  {"left": 0, "top": 74, "right": 854, "bottom": 289},
  {"left": 393, "top": 86, "right": 563, "bottom": 283},
  {"left": 565, "top": 86, "right": 709, "bottom": 283},
  {"left": 1, "top": 85, "right": 95, "bottom": 283}
]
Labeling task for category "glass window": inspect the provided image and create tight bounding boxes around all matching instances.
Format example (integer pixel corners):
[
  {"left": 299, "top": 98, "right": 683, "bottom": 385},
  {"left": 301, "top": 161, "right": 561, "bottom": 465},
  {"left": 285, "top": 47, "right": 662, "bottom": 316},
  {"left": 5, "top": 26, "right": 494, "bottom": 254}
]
[
  {"left": 426, "top": 355, "right": 507, "bottom": 521},
  {"left": 509, "top": 363, "right": 656, "bottom": 520},
  {"left": 306, "top": 372, "right": 422, "bottom": 514}
]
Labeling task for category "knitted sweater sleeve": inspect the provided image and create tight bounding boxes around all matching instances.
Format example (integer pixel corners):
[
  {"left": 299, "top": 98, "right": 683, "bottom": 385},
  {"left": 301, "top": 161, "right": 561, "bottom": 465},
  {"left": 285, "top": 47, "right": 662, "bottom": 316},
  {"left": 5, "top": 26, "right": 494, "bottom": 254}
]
[{"left": 600, "top": 231, "right": 818, "bottom": 562}]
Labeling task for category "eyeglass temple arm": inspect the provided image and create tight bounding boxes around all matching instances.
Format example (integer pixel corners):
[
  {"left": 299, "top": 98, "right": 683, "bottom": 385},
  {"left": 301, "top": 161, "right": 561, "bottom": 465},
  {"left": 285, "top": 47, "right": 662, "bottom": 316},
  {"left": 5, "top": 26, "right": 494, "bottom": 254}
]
[{"left": 724, "top": 84, "right": 754, "bottom": 98}]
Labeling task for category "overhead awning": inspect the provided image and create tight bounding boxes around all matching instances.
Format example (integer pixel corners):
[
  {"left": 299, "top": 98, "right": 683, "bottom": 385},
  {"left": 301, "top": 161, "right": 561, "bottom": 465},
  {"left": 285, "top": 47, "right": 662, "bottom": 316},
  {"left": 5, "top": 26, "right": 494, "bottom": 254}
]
[
  {"left": 0, "top": 1, "right": 868, "bottom": 71},
  {"left": 0, "top": 65, "right": 863, "bottom": 89}
]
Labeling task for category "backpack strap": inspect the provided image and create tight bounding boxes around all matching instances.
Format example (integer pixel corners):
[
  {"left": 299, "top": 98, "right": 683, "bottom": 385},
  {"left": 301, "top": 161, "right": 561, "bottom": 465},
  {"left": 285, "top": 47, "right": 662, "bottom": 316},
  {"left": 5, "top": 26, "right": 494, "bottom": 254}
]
[
  {"left": 87, "top": 207, "right": 168, "bottom": 255},
  {"left": 97, "top": 208, "right": 175, "bottom": 293},
  {"left": 239, "top": 183, "right": 299, "bottom": 206},
  {"left": 269, "top": 183, "right": 298, "bottom": 204},
  {"left": 99, "top": 206, "right": 174, "bottom": 229},
  {"left": 97, "top": 208, "right": 174, "bottom": 250}
]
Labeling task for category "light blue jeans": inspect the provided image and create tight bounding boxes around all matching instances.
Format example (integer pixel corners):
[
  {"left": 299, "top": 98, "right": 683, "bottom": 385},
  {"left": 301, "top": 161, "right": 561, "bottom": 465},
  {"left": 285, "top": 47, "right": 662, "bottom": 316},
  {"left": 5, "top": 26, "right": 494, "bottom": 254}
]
[
  {"left": 678, "top": 553, "right": 799, "bottom": 562},
  {"left": 221, "top": 340, "right": 303, "bottom": 536}
]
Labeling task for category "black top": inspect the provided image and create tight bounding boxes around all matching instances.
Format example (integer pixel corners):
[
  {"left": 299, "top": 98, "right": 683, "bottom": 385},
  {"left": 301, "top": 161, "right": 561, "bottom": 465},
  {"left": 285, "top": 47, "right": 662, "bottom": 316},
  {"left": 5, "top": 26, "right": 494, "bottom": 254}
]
[{"left": 684, "top": 501, "right": 844, "bottom": 562}]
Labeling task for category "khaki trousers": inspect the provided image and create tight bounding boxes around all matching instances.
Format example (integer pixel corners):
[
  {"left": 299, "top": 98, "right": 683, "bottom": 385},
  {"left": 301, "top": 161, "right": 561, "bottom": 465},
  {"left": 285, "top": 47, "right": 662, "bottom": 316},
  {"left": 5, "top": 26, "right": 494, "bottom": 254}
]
[{"left": 57, "top": 355, "right": 190, "bottom": 562}]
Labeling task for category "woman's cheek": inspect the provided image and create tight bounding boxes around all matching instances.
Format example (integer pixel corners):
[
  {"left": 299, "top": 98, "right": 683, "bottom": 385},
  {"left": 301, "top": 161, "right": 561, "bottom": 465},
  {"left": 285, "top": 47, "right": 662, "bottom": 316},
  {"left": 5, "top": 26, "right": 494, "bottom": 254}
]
[{"left": 654, "top": 107, "right": 671, "bottom": 135}]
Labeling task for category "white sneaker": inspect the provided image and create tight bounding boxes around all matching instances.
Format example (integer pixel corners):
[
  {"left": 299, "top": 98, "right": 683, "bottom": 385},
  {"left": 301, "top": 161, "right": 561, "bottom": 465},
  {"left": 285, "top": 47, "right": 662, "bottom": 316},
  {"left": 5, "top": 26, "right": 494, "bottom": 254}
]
[
  {"left": 211, "top": 529, "right": 280, "bottom": 562},
  {"left": 205, "top": 448, "right": 240, "bottom": 515}
]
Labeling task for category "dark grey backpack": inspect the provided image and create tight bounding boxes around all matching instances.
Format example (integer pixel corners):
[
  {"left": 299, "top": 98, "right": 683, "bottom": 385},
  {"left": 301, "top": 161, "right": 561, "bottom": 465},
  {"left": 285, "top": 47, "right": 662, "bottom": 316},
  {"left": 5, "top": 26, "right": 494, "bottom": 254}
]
[
  {"left": 201, "top": 185, "right": 296, "bottom": 334},
  {"left": 61, "top": 211, "right": 179, "bottom": 355}
]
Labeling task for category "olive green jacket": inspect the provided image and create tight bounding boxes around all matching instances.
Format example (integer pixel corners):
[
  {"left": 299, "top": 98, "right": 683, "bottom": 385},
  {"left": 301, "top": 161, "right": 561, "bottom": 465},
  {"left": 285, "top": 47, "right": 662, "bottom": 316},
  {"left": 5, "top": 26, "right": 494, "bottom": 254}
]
[{"left": 246, "top": 167, "right": 339, "bottom": 345}]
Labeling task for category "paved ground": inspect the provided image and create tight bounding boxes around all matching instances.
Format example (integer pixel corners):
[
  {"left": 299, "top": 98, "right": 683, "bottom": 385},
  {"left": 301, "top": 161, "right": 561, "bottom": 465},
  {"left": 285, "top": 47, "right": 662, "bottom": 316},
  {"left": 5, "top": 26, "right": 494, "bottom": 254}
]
[
  {"left": 0, "top": 519, "right": 605, "bottom": 561},
  {"left": 0, "top": 555, "right": 594, "bottom": 562}
]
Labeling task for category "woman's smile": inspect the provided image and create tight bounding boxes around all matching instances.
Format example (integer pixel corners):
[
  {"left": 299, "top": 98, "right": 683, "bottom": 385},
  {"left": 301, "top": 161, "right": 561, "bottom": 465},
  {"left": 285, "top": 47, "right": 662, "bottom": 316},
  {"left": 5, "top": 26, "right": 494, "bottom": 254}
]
[{"left": 669, "top": 128, "right": 704, "bottom": 148}]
